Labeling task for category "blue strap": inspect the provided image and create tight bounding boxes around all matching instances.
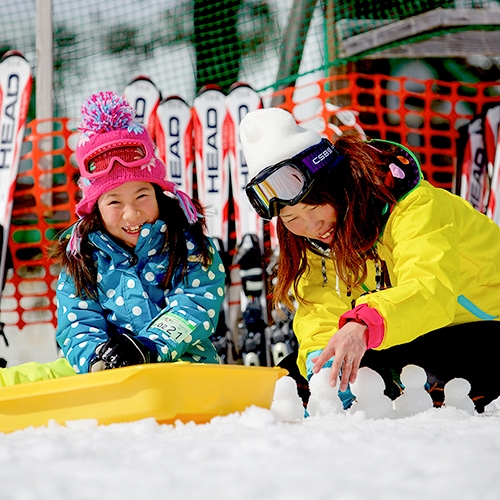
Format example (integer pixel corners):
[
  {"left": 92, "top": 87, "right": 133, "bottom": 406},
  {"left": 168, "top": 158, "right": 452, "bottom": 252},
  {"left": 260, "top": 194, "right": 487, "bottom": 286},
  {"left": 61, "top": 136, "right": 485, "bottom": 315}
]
[
  {"left": 457, "top": 295, "right": 497, "bottom": 321},
  {"left": 305, "top": 350, "right": 355, "bottom": 410}
]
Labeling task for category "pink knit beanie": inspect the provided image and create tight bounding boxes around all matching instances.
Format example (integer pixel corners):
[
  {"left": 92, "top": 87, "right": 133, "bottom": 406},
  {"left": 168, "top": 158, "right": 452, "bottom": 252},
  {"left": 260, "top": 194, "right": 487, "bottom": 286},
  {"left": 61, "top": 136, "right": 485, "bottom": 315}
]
[{"left": 75, "top": 91, "right": 196, "bottom": 224}]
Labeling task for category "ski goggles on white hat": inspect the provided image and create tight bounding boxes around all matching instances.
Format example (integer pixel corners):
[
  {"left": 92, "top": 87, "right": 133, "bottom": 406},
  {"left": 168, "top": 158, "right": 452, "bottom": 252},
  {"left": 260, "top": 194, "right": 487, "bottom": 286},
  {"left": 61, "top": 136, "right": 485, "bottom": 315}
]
[
  {"left": 245, "top": 138, "right": 344, "bottom": 220},
  {"left": 81, "top": 139, "right": 155, "bottom": 179}
]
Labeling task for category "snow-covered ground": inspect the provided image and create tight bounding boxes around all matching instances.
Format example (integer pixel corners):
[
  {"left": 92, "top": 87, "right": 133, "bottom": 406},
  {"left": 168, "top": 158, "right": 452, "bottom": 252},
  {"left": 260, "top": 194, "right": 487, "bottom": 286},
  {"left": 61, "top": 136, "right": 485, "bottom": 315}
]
[
  {"left": 0, "top": 404, "right": 499, "bottom": 500},
  {"left": 1, "top": 366, "right": 500, "bottom": 500},
  {"left": 1, "top": 5, "right": 499, "bottom": 498}
]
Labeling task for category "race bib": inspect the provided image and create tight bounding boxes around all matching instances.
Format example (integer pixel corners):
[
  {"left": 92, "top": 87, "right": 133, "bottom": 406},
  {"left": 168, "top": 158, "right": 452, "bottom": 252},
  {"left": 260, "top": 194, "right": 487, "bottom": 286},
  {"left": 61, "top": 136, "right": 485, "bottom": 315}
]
[{"left": 150, "top": 313, "right": 196, "bottom": 344}]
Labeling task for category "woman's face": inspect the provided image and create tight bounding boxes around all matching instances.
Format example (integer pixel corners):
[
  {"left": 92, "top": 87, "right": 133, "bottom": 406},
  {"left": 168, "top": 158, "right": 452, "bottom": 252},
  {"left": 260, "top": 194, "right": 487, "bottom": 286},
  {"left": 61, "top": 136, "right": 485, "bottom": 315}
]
[
  {"left": 97, "top": 181, "right": 160, "bottom": 248},
  {"left": 279, "top": 202, "right": 337, "bottom": 245}
]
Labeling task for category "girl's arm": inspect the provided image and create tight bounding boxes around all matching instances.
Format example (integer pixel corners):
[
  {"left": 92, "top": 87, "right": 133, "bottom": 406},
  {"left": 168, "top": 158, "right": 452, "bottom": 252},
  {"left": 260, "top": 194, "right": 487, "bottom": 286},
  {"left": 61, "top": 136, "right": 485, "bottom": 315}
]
[{"left": 55, "top": 270, "right": 110, "bottom": 373}]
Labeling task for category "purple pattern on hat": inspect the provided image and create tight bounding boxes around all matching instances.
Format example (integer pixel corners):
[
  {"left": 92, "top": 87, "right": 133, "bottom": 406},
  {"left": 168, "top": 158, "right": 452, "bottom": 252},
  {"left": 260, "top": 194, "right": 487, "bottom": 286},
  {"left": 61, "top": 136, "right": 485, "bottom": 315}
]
[
  {"left": 300, "top": 140, "right": 342, "bottom": 174},
  {"left": 79, "top": 91, "right": 144, "bottom": 134}
]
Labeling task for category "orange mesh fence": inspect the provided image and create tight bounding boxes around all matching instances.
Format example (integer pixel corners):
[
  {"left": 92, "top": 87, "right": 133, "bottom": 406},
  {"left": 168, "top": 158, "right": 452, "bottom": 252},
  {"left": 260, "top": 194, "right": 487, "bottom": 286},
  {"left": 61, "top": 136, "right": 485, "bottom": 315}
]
[
  {"left": 269, "top": 73, "right": 500, "bottom": 190},
  {"left": 3, "top": 74, "right": 500, "bottom": 331},
  {"left": 2, "top": 119, "right": 80, "bottom": 329}
]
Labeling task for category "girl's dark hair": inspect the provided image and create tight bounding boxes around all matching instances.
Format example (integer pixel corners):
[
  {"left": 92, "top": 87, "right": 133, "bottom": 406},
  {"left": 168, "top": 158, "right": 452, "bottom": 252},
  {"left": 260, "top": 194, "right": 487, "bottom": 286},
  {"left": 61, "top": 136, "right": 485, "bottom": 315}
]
[
  {"left": 49, "top": 184, "right": 210, "bottom": 299},
  {"left": 273, "top": 132, "right": 399, "bottom": 310}
]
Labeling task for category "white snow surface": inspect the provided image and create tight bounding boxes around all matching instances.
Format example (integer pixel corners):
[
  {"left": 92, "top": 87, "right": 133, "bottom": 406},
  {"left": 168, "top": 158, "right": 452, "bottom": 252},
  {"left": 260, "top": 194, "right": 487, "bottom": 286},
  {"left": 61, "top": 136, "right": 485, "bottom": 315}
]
[{"left": 1, "top": 385, "right": 500, "bottom": 499}]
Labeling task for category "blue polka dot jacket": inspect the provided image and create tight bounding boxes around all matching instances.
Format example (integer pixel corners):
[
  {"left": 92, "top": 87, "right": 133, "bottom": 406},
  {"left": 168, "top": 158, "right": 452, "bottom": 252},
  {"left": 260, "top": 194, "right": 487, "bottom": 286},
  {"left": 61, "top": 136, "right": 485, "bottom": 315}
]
[{"left": 55, "top": 220, "right": 226, "bottom": 373}]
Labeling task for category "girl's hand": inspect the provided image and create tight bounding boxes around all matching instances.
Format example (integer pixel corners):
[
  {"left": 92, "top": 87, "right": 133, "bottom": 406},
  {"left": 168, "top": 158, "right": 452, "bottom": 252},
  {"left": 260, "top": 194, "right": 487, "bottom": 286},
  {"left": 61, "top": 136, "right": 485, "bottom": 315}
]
[{"left": 311, "top": 322, "right": 368, "bottom": 392}]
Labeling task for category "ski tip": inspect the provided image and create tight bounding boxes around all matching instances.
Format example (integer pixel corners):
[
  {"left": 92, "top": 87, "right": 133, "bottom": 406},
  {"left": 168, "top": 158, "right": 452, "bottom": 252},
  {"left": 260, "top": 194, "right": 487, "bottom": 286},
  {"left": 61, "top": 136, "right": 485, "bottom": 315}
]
[
  {"left": 0, "top": 50, "right": 26, "bottom": 62},
  {"left": 228, "top": 81, "right": 254, "bottom": 92},
  {"left": 126, "top": 75, "right": 157, "bottom": 86},
  {"left": 197, "top": 83, "right": 224, "bottom": 96},
  {"left": 160, "top": 95, "right": 189, "bottom": 106}
]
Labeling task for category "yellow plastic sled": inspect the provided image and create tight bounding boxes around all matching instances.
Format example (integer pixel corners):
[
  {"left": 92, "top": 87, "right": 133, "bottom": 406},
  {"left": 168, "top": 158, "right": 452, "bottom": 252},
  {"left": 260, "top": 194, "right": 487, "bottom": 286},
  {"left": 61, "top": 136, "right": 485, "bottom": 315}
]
[{"left": 0, "top": 363, "right": 287, "bottom": 433}]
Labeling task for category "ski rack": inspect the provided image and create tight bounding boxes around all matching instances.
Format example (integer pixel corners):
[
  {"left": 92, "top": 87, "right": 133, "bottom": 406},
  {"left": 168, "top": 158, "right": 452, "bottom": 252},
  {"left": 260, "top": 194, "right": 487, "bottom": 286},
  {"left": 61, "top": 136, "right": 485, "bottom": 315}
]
[{"left": 3, "top": 73, "right": 500, "bottom": 364}]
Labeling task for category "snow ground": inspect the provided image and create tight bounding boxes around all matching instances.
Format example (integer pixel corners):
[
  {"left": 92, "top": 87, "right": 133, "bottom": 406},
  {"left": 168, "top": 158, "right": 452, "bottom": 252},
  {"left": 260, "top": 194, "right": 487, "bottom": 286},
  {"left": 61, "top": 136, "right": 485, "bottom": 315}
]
[{"left": 1, "top": 392, "right": 499, "bottom": 500}]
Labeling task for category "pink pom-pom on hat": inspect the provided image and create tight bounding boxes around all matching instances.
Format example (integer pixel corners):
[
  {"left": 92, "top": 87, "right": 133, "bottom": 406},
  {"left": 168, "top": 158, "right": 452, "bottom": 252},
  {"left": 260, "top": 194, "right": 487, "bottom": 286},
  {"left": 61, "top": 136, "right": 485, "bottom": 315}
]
[{"left": 75, "top": 91, "right": 172, "bottom": 217}]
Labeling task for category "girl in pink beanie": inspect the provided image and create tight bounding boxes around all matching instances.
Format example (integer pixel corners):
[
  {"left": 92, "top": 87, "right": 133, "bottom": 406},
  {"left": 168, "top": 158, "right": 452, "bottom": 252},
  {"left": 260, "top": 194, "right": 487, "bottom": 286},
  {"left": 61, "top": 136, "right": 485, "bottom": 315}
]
[
  {"left": 0, "top": 91, "right": 226, "bottom": 385},
  {"left": 47, "top": 91, "right": 226, "bottom": 374}
]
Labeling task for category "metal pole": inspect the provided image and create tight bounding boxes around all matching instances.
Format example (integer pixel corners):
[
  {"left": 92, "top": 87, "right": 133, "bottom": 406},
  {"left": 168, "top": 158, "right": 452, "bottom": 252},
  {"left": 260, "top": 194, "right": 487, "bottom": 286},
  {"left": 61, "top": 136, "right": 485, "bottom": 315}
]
[
  {"left": 36, "top": 0, "right": 54, "bottom": 221},
  {"left": 36, "top": 0, "right": 54, "bottom": 121},
  {"left": 271, "top": 0, "right": 317, "bottom": 107}
]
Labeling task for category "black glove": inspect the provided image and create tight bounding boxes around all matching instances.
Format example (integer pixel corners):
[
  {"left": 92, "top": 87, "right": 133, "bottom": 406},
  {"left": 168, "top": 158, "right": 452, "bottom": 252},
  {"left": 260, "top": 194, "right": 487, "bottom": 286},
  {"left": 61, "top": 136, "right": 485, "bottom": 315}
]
[{"left": 90, "top": 329, "right": 157, "bottom": 372}]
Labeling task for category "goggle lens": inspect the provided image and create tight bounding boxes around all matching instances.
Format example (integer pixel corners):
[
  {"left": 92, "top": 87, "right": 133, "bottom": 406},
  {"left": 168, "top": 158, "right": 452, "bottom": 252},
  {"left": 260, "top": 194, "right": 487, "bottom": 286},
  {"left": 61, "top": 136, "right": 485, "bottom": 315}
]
[
  {"left": 253, "top": 164, "right": 305, "bottom": 204},
  {"left": 246, "top": 164, "right": 309, "bottom": 220}
]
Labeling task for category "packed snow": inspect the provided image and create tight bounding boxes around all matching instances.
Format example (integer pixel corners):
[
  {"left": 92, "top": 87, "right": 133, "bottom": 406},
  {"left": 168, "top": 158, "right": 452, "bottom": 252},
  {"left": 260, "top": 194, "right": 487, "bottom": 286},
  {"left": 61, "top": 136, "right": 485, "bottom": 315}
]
[{"left": 1, "top": 366, "right": 499, "bottom": 500}]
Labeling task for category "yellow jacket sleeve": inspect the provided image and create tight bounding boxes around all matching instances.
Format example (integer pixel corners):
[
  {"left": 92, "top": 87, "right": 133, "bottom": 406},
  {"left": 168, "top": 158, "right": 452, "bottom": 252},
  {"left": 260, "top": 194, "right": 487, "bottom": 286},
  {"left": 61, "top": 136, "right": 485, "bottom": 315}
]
[
  {"left": 359, "top": 182, "right": 459, "bottom": 347},
  {"left": 359, "top": 180, "right": 500, "bottom": 349}
]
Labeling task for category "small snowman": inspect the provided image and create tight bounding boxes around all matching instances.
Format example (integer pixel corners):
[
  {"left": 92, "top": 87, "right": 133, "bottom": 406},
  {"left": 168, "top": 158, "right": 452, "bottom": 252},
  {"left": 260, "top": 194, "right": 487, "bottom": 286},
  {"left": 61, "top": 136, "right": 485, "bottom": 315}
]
[
  {"left": 271, "top": 376, "right": 305, "bottom": 422},
  {"left": 394, "top": 364, "right": 433, "bottom": 417},
  {"left": 443, "top": 378, "right": 475, "bottom": 415},
  {"left": 306, "top": 368, "right": 343, "bottom": 417},
  {"left": 349, "top": 367, "right": 394, "bottom": 419}
]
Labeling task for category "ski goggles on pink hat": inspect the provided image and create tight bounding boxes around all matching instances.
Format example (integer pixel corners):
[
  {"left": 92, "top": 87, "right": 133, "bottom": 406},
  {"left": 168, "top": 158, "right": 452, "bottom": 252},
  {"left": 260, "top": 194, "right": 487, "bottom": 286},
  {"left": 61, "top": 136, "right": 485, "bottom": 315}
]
[
  {"left": 245, "top": 138, "right": 344, "bottom": 220},
  {"left": 80, "top": 139, "right": 155, "bottom": 179}
]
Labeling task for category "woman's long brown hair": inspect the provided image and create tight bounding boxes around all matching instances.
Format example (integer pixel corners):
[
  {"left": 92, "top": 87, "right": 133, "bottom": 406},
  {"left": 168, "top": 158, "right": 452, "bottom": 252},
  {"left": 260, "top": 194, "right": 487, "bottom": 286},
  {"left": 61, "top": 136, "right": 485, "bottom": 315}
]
[
  {"left": 49, "top": 184, "right": 210, "bottom": 299},
  {"left": 273, "top": 133, "right": 399, "bottom": 310}
]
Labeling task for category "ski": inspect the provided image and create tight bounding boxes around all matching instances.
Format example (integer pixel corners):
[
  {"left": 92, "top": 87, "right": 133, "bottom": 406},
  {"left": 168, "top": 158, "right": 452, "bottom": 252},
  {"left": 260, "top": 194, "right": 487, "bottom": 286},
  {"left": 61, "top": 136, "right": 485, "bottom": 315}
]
[
  {"left": 193, "top": 85, "right": 233, "bottom": 360},
  {"left": 455, "top": 115, "right": 488, "bottom": 212},
  {"left": 208, "top": 236, "right": 232, "bottom": 364},
  {"left": 483, "top": 104, "right": 500, "bottom": 223},
  {"left": 123, "top": 75, "right": 161, "bottom": 143},
  {"left": 223, "top": 83, "right": 264, "bottom": 359},
  {"left": 192, "top": 84, "right": 229, "bottom": 244},
  {"left": 235, "top": 233, "right": 269, "bottom": 366},
  {"left": 224, "top": 82, "right": 263, "bottom": 243},
  {"left": 0, "top": 51, "right": 32, "bottom": 295},
  {"left": 268, "top": 303, "right": 298, "bottom": 368},
  {"left": 155, "top": 95, "right": 194, "bottom": 197}
]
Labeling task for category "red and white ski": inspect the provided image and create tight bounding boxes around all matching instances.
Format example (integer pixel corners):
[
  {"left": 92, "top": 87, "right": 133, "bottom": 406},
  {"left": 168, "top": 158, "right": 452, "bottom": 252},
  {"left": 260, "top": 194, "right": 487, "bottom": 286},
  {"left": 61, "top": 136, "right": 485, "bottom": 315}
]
[
  {"left": 192, "top": 84, "right": 229, "bottom": 245},
  {"left": 484, "top": 105, "right": 500, "bottom": 223},
  {"left": 456, "top": 116, "right": 488, "bottom": 212},
  {"left": 123, "top": 75, "right": 161, "bottom": 143},
  {"left": 224, "top": 82, "right": 263, "bottom": 243},
  {"left": 223, "top": 83, "right": 266, "bottom": 359},
  {"left": 155, "top": 96, "right": 194, "bottom": 197},
  {"left": 0, "top": 51, "right": 32, "bottom": 293}
]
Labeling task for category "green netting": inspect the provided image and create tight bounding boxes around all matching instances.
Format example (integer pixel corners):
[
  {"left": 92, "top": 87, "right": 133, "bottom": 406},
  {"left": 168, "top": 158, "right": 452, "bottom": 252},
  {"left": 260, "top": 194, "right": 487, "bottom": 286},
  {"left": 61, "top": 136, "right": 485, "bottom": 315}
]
[{"left": 2, "top": 0, "right": 500, "bottom": 119}]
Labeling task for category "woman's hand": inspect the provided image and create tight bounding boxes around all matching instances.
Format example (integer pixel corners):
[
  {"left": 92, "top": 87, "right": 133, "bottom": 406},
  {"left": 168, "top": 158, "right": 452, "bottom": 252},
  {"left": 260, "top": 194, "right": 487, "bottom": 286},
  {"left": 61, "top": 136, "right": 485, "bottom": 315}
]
[{"left": 311, "top": 321, "right": 368, "bottom": 392}]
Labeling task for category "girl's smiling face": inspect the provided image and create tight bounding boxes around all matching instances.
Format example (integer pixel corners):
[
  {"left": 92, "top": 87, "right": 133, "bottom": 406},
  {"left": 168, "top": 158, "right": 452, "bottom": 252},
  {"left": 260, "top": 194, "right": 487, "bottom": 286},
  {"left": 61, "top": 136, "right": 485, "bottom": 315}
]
[
  {"left": 97, "top": 181, "right": 160, "bottom": 248},
  {"left": 279, "top": 202, "right": 337, "bottom": 244}
]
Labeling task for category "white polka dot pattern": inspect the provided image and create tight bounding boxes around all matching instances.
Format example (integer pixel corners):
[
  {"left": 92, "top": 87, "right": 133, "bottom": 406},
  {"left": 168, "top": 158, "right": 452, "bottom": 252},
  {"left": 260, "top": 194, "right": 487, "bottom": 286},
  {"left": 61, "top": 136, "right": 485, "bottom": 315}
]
[{"left": 55, "top": 224, "right": 226, "bottom": 372}]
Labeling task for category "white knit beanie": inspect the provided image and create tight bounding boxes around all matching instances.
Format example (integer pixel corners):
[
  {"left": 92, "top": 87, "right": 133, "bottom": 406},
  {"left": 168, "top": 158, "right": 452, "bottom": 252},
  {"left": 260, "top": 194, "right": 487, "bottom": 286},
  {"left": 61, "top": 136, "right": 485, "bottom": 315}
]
[{"left": 240, "top": 107, "right": 322, "bottom": 180}]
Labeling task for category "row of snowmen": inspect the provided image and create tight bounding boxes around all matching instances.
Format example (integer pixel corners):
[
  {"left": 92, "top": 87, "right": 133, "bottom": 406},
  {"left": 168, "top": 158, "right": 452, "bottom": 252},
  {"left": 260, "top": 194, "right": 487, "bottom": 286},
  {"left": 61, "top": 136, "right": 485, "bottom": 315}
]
[{"left": 272, "top": 365, "right": 475, "bottom": 421}]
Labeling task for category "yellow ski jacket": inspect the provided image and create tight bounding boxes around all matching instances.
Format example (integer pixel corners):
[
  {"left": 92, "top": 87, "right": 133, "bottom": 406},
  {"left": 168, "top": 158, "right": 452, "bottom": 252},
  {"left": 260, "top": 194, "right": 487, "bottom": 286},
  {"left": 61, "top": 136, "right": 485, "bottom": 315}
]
[{"left": 294, "top": 179, "right": 500, "bottom": 378}]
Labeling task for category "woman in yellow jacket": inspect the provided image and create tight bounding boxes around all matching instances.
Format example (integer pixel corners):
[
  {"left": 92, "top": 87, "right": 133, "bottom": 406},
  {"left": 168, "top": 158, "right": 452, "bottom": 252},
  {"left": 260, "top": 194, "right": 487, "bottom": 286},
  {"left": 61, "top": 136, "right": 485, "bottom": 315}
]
[{"left": 241, "top": 107, "right": 500, "bottom": 412}]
